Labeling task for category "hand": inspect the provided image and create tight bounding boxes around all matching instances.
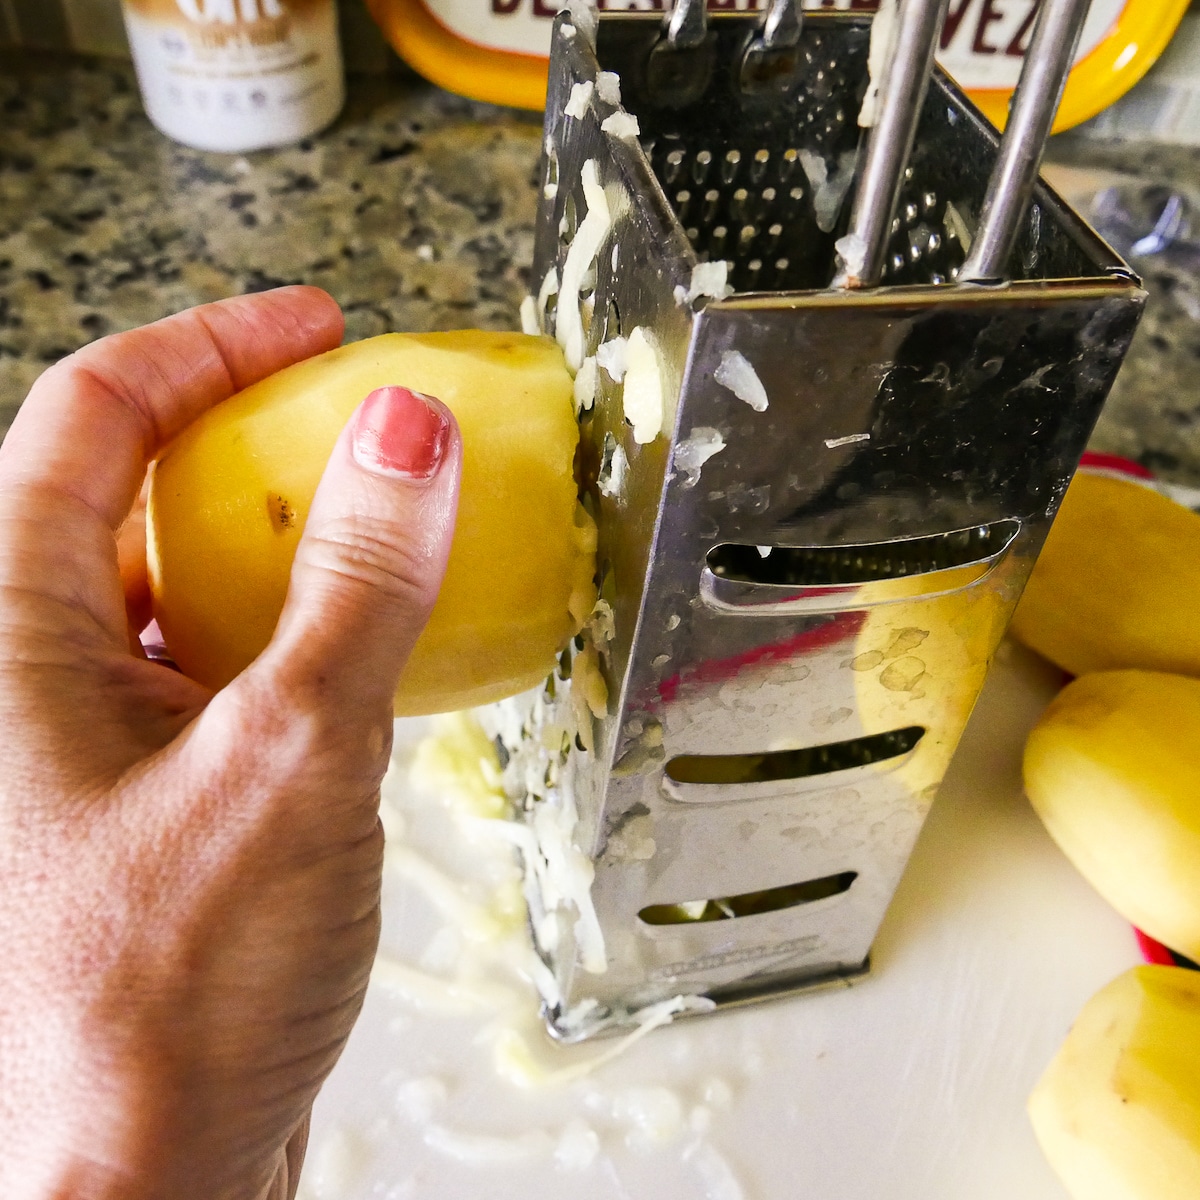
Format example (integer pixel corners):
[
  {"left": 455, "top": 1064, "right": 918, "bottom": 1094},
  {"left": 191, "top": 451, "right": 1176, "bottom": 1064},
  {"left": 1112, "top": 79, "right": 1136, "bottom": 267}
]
[{"left": 0, "top": 288, "right": 462, "bottom": 1200}]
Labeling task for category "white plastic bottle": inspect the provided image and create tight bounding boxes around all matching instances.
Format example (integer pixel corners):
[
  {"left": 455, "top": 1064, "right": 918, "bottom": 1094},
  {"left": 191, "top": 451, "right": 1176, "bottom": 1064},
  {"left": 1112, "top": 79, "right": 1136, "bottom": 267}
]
[{"left": 121, "top": 0, "right": 345, "bottom": 153}]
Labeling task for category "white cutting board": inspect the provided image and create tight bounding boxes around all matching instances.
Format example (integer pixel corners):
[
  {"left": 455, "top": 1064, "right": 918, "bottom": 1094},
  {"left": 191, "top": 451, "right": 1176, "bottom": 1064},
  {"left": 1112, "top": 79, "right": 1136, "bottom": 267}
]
[{"left": 299, "top": 640, "right": 1141, "bottom": 1200}]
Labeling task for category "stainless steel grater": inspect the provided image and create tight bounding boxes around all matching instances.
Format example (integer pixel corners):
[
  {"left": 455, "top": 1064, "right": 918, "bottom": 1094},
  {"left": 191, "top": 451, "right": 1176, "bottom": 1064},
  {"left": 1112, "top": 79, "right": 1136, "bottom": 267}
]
[{"left": 509, "top": 5, "right": 1144, "bottom": 1041}]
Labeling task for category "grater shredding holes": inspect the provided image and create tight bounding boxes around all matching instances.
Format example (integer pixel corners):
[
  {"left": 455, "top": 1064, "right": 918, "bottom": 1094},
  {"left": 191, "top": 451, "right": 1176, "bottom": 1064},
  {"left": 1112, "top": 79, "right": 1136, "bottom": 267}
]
[
  {"left": 612, "top": 18, "right": 1084, "bottom": 292},
  {"left": 666, "top": 726, "right": 925, "bottom": 788},
  {"left": 625, "top": 26, "right": 1034, "bottom": 291},
  {"left": 638, "top": 870, "right": 858, "bottom": 925},
  {"left": 707, "top": 521, "right": 1019, "bottom": 587},
  {"left": 650, "top": 140, "right": 815, "bottom": 290},
  {"left": 656, "top": 141, "right": 960, "bottom": 288}
]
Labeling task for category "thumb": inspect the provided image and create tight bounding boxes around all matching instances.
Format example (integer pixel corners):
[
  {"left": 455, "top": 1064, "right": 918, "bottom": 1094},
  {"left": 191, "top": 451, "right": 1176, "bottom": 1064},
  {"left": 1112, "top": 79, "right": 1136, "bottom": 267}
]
[{"left": 255, "top": 385, "right": 462, "bottom": 716}]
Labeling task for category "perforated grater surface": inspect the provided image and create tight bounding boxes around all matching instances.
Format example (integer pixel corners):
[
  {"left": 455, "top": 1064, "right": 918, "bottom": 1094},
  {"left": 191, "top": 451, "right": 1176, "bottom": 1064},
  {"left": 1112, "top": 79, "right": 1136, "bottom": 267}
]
[{"left": 515, "top": 7, "right": 1144, "bottom": 1041}]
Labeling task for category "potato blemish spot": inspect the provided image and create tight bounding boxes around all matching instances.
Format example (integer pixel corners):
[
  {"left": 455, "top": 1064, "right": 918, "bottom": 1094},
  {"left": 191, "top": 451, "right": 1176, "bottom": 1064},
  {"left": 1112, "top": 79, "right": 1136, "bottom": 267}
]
[{"left": 267, "top": 492, "right": 295, "bottom": 532}]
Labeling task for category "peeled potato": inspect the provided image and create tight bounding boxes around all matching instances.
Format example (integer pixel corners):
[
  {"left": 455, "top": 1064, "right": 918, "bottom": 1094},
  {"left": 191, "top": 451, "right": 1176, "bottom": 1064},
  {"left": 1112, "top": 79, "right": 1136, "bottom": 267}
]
[
  {"left": 1010, "top": 472, "right": 1200, "bottom": 677},
  {"left": 1023, "top": 669, "right": 1200, "bottom": 961},
  {"left": 1029, "top": 965, "right": 1200, "bottom": 1200},
  {"left": 148, "top": 331, "right": 597, "bottom": 715},
  {"left": 851, "top": 574, "right": 1011, "bottom": 795}
]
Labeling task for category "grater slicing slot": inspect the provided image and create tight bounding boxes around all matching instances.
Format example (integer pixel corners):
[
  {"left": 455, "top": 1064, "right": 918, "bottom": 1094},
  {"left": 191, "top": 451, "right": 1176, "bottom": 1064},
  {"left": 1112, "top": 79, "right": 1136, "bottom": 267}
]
[
  {"left": 638, "top": 869, "right": 857, "bottom": 925},
  {"left": 666, "top": 725, "right": 926, "bottom": 787},
  {"left": 701, "top": 519, "right": 1020, "bottom": 613}
]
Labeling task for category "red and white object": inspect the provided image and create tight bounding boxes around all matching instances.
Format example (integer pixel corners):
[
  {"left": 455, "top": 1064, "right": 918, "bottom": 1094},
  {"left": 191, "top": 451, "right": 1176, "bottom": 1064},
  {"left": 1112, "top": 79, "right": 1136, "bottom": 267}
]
[{"left": 121, "top": 0, "right": 345, "bottom": 152}]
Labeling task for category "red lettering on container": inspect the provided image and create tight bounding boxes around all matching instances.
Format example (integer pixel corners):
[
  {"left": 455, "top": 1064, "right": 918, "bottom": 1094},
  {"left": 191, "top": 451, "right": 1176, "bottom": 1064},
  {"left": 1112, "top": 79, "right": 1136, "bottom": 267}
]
[
  {"left": 940, "top": 0, "right": 974, "bottom": 50},
  {"left": 972, "top": 0, "right": 1004, "bottom": 53},
  {"left": 1006, "top": 0, "right": 1041, "bottom": 56}
]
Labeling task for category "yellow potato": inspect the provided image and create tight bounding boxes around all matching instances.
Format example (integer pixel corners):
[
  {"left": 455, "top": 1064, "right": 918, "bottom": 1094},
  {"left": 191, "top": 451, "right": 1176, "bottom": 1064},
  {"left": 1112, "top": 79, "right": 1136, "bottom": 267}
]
[
  {"left": 1010, "top": 472, "right": 1200, "bottom": 677},
  {"left": 1029, "top": 965, "right": 1200, "bottom": 1200},
  {"left": 851, "top": 572, "right": 1012, "bottom": 800},
  {"left": 148, "top": 331, "right": 597, "bottom": 715},
  {"left": 1023, "top": 669, "right": 1200, "bottom": 960}
]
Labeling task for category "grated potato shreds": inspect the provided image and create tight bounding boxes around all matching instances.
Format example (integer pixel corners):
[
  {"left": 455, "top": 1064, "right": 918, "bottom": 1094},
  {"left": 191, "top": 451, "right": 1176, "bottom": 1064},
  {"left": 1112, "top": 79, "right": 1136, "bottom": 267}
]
[
  {"left": 833, "top": 230, "right": 869, "bottom": 288},
  {"left": 622, "top": 326, "right": 666, "bottom": 443},
  {"left": 519, "top": 294, "right": 540, "bottom": 336},
  {"left": 564, "top": 80, "right": 593, "bottom": 120},
  {"left": 687, "top": 260, "right": 734, "bottom": 303},
  {"left": 596, "top": 335, "right": 629, "bottom": 382},
  {"left": 714, "top": 349, "right": 768, "bottom": 412},
  {"left": 673, "top": 426, "right": 726, "bottom": 488},
  {"left": 595, "top": 70, "right": 621, "bottom": 106},
  {"left": 556, "top": 160, "right": 611, "bottom": 372},
  {"left": 566, "top": 0, "right": 597, "bottom": 47},
  {"left": 858, "top": 0, "right": 900, "bottom": 128},
  {"left": 601, "top": 111, "right": 640, "bottom": 142},
  {"left": 573, "top": 354, "right": 598, "bottom": 413}
]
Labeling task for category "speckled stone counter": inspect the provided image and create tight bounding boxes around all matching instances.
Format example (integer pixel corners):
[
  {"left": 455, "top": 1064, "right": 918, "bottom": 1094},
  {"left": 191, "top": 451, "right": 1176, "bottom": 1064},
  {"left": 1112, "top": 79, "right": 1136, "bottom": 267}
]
[
  {"left": 1044, "top": 137, "right": 1200, "bottom": 485},
  {"left": 0, "top": 52, "right": 541, "bottom": 438},
  {"left": 1, "top": 51, "right": 1198, "bottom": 484}
]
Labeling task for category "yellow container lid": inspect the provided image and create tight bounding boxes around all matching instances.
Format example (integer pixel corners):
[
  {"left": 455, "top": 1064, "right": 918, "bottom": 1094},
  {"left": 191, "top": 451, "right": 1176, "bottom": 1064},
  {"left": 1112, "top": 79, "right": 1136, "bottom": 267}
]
[{"left": 366, "top": 0, "right": 1189, "bottom": 130}]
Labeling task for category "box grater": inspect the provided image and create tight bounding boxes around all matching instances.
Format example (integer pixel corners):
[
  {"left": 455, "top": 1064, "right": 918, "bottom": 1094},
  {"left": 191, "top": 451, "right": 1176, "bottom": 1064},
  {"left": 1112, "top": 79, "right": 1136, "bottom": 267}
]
[{"left": 503, "top": 5, "right": 1145, "bottom": 1041}]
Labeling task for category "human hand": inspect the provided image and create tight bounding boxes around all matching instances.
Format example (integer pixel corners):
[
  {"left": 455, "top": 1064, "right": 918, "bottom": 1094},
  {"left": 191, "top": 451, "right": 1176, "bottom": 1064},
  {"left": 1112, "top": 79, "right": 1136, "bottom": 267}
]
[{"left": 0, "top": 288, "right": 462, "bottom": 1200}]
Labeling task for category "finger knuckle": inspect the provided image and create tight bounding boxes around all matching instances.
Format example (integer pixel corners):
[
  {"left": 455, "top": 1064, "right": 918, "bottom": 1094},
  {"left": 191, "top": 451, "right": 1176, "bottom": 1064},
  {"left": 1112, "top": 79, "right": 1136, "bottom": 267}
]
[{"left": 301, "top": 519, "right": 435, "bottom": 607}]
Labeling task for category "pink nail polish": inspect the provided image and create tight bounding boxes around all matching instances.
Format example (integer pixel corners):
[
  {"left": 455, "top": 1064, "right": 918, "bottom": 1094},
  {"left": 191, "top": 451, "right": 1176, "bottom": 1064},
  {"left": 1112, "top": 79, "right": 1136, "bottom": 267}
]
[{"left": 351, "top": 386, "right": 452, "bottom": 480}]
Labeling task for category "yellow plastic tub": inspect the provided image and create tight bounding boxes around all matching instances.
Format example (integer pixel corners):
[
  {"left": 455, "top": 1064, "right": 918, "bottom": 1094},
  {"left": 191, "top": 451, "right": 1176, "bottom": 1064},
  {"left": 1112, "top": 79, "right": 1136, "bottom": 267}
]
[{"left": 366, "top": 0, "right": 1188, "bottom": 130}]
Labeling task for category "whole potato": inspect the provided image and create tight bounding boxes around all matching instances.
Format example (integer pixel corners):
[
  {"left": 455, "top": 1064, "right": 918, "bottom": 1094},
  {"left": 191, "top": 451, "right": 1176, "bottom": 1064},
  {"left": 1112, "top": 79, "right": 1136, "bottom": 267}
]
[
  {"left": 1023, "top": 669, "right": 1200, "bottom": 961},
  {"left": 148, "top": 331, "right": 597, "bottom": 715},
  {"left": 1010, "top": 472, "right": 1200, "bottom": 678},
  {"left": 1029, "top": 965, "right": 1200, "bottom": 1200}
]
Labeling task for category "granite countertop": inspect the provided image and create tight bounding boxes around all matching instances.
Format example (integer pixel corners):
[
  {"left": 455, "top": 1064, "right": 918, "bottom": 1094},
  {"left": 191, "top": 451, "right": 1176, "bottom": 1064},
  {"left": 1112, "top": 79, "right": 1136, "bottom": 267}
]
[
  {"left": 1, "top": 51, "right": 1198, "bottom": 483},
  {"left": 0, "top": 52, "right": 542, "bottom": 438},
  {"left": 1043, "top": 137, "right": 1200, "bottom": 485}
]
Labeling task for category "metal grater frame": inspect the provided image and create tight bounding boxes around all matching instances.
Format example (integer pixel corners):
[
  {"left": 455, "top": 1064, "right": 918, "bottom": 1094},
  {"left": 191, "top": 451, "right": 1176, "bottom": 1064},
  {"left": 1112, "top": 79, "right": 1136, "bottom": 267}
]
[{"left": 516, "top": 10, "right": 1145, "bottom": 1041}]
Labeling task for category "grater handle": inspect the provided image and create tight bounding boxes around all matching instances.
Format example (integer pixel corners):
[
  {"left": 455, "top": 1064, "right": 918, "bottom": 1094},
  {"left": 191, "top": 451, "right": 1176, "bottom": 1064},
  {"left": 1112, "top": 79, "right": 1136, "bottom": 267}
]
[
  {"left": 664, "top": 0, "right": 708, "bottom": 50},
  {"left": 835, "top": 0, "right": 952, "bottom": 288},
  {"left": 959, "top": 0, "right": 1092, "bottom": 283},
  {"left": 760, "top": 0, "right": 802, "bottom": 50}
]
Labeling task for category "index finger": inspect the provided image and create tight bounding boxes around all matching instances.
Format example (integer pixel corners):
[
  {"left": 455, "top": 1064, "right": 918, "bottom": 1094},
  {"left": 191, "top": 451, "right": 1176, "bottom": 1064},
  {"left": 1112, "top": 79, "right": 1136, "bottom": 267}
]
[{"left": 0, "top": 286, "right": 344, "bottom": 533}]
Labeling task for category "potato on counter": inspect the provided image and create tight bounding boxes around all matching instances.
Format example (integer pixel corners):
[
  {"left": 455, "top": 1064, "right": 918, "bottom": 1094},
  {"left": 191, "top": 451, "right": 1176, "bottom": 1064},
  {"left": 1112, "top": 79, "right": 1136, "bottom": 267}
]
[
  {"left": 1024, "top": 669, "right": 1200, "bottom": 963},
  {"left": 1029, "top": 965, "right": 1200, "bottom": 1200},
  {"left": 1010, "top": 471, "right": 1200, "bottom": 678},
  {"left": 148, "top": 331, "right": 597, "bottom": 715}
]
